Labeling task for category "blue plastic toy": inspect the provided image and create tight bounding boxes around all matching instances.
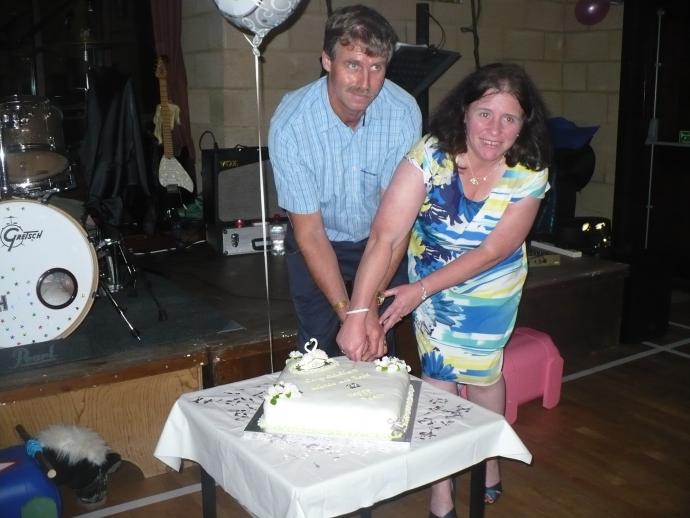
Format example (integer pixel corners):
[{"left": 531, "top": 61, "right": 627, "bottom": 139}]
[{"left": 0, "top": 444, "right": 61, "bottom": 518}]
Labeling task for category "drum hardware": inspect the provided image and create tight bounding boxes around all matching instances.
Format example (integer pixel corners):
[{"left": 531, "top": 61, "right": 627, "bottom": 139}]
[
  {"left": 9, "top": 168, "right": 77, "bottom": 198},
  {"left": 95, "top": 238, "right": 136, "bottom": 294},
  {"left": 96, "top": 279, "right": 141, "bottom": 342},
  {"left": 0, "top": 114, "right": 8, "bottom": 199},
  {"left": 89, "top": 231, "right": 142, "bottom": 341}
]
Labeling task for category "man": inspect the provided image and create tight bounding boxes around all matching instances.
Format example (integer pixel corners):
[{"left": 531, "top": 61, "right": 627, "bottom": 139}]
[{"left": 268, "top": 4, "right": 422, "bottom": 360}]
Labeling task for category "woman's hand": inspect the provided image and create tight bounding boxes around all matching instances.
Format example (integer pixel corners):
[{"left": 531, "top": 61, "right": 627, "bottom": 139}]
[{"left": 379, "top": 282, "right": 424, "bottom": 333}]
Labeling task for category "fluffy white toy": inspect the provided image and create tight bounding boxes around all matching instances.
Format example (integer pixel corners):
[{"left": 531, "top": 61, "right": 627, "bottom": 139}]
[{"left": 38, "top": 424, "right": 109, "bottom": 466}]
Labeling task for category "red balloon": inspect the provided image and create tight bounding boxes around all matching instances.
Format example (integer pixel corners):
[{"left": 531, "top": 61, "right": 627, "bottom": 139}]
[{"left": 574, "top": 0, "right": 610, "bottom": 26}]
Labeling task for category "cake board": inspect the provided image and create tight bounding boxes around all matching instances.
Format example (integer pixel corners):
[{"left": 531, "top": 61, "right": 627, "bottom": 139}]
[{"left": 243, "top": 380, "right": 422, "bottom": 450}]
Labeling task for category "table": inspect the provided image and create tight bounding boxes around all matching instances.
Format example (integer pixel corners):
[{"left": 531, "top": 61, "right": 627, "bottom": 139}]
[{"left": 154, "top": 372, "right": 532, "bottom": 518}]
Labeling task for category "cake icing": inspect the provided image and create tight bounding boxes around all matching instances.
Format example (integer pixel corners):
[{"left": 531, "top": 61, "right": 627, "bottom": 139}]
[{"left": 259, "top": 339, "right": 414, "bottom": 441}]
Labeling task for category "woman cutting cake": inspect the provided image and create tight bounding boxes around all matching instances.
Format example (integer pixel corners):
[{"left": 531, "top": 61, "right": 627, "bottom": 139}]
[{"left": 337, "top": 63, "right": 551, "bottom": 518}]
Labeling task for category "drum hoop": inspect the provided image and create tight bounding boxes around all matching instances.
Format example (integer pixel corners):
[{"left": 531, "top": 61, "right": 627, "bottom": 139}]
[
  {"left": 5, "top": 171, "right": 76, "bottom": 197},
  {"left": 5, "top": 143, "right": 64, "bottom": 153},
  {"left": 1, "top": 95, "right": 58, "bottom": 108},
  {"left": 0, "top": 98, "right": 65, "bottom": 121}
]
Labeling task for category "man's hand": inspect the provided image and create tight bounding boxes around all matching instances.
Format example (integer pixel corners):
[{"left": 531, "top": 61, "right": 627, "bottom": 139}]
[{"left": 336, "top": 313, "right": 368, "bottom": 361}]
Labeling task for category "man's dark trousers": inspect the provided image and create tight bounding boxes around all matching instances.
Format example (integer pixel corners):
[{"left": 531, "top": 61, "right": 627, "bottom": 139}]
[{"left": 285, "top": 226, "right": 407, "bottom": 358}]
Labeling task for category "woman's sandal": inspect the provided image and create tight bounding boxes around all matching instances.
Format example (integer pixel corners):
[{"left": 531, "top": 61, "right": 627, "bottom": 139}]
[
  {"left": 484, "top": 481, "right": 503, "bottom": 504},
  {"left": 428, "top": 478, "right": 457, "bottom": 518}
]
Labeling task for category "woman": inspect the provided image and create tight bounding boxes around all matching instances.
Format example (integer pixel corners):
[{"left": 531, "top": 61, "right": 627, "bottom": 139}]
[{"left": 337, "top": 63, "right": 551, "bottom": 518}]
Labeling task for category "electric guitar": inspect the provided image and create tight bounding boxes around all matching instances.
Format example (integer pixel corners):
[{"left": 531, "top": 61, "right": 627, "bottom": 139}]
[{"left": 154, "top": 57, "right": 194, "bottom": 193}]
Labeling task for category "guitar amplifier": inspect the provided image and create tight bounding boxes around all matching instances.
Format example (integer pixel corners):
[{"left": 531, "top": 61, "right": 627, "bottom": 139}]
[
  {"left": 201, "top": 145, "right": 281, "bottom": 224},
  {"left": 201, "top": 144, "right": 284, "bottom": 255}
]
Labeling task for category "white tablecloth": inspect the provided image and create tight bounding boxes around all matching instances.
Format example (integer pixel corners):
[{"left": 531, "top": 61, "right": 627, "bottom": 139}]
[{"left": 154, "top": 373, "right": 532, "bottom": 518}]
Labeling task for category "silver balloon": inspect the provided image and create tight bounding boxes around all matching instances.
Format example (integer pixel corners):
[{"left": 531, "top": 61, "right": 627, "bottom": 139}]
[{"left": 214, "top": 0, "right": 304, "bottom": 46}]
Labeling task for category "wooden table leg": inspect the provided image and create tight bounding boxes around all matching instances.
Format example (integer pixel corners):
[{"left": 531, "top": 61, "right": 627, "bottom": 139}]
[
  {"left": 359, "top": 507, "right": 373, "bottom": 518},
  {"left": 469, "top": 461, "right": 486, "bottom": 518},
  {"left": 201, "top": 467, "right": 217, "bottom": 518}
]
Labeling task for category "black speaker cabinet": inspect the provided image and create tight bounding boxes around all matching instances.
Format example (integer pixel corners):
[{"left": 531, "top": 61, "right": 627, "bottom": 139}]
[
  {"left": 618, "top": 250, "right": 672, "bottom": 343},
  {"left": 201, "top": 145, "right": 281, "bottom": 225}
]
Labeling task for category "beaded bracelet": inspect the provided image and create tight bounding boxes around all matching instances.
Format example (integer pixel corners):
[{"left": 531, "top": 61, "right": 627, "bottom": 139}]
[{"left": 419, "top": 280, "right": 429, "bottom": 301}]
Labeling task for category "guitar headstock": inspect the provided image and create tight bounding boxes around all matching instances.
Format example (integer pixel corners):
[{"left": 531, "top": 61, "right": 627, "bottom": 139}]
[{"left": 155, "top": 56, "right": 168, "bottom": 80}]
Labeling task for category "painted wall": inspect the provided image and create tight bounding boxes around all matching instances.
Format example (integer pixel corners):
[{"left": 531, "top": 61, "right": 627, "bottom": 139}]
[{"left": 181, "top": 0, "right": 622, "bottom": 220}]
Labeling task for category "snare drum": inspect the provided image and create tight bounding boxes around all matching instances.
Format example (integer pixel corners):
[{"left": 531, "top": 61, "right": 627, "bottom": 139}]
[
  {"left": 0, "top": 199, "right": 98, "bottom": 348},
  {"left": 1, "top": 96, "right": 71, "bottom": 195}
]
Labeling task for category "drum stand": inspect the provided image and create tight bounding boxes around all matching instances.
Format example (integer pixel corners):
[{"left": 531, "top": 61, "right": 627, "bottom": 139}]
[
  {"left": 98, "top": 279, "right": 141, "bottom": 341},
  {"left": 94, "top": 237, "right": 142, "bottom": 341},
  {"left": 99, "top": 238, "right": 136, "bottom": 293}
]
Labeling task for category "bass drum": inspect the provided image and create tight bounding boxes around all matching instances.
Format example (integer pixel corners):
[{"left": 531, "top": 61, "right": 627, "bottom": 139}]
[
  {"left": 0, "top": 95, "right": 71, "bottom": 195},
  {"left": 0, "top": 200, "right": 98, "bottom": 348}
]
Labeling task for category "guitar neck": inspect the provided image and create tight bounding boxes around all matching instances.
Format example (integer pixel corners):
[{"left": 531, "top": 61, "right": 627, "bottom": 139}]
[{"left": 158, "top": 77, "right": 174, "bottom": 159}]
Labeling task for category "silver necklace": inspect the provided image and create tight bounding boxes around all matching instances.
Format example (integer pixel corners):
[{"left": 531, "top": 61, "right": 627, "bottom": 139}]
[
  {"left": 459, "top": 154, "right": 504, "bottom": 185},
  {"left": 459, "top": 155, "right": 487, "bottom": 185},
  {"left": 468, "top": 168, "right": 487, "bottom": 186}
]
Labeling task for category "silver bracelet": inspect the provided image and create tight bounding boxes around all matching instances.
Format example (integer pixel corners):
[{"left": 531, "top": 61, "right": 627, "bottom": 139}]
[
  {"left": 346, "top": 308, "right": 370, "bottom": 315},
  {"left": 419, "top": 280, "right": 429, "bottom": 301}
]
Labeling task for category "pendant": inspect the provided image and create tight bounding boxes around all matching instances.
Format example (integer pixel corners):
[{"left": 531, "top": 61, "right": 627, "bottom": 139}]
[{"left": 469, "top": 176, "right": 479, "bottom": 186}]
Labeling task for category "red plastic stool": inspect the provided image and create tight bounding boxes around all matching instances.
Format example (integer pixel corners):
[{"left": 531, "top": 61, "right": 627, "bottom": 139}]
[
  {"left": 459, "top": 327, "right": 564, "bottom": 423},
  {"left": 502, "top": 327, "right": 564, "bottom": 423}
]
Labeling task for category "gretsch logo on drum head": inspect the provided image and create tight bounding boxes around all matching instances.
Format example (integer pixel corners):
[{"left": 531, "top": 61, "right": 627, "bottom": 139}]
[{"left": 0, "top": 216, "right": 43, "bottom": 251}]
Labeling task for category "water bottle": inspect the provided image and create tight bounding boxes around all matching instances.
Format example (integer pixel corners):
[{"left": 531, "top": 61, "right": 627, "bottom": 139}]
[{"left": 270, "top": 222, "right": 286, "bottom": 256}]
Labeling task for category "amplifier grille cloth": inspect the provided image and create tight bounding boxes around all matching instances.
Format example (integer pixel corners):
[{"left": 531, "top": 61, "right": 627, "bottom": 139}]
[{"left": 216, "top": 160, "right": 280, "bottom": 222}]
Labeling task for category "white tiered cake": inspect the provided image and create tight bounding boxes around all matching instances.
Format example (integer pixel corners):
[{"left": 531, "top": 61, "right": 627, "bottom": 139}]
[{"left": 258, "top": 339, "right": 414, "bottom": 442}]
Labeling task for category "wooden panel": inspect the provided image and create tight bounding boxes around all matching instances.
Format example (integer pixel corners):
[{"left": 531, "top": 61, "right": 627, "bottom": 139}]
[
  {"left": 210, "top": 337, "right": 295, "bottom": 385},
  {"left": 0, "top": 353, "right": 207, "bottom": 404},
  {"left": 0, "top": 366, "right": 201, "bottom": 477},
  {"left": 518, "top": 270, "right": 626, "bottom": 359}
]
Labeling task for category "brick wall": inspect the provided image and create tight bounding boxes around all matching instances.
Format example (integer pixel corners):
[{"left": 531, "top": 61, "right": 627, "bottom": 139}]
[{"left": 181, "top": 0, "right": 622, "bottom": 220}]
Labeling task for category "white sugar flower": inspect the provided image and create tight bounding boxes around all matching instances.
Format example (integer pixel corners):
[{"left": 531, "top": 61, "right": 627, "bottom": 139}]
[
  {"left": 374, "top": 356, "right": 411, "bottom": 373},
  {"left": 267, "top": 381, "right": 302, "bottom": 405}
]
